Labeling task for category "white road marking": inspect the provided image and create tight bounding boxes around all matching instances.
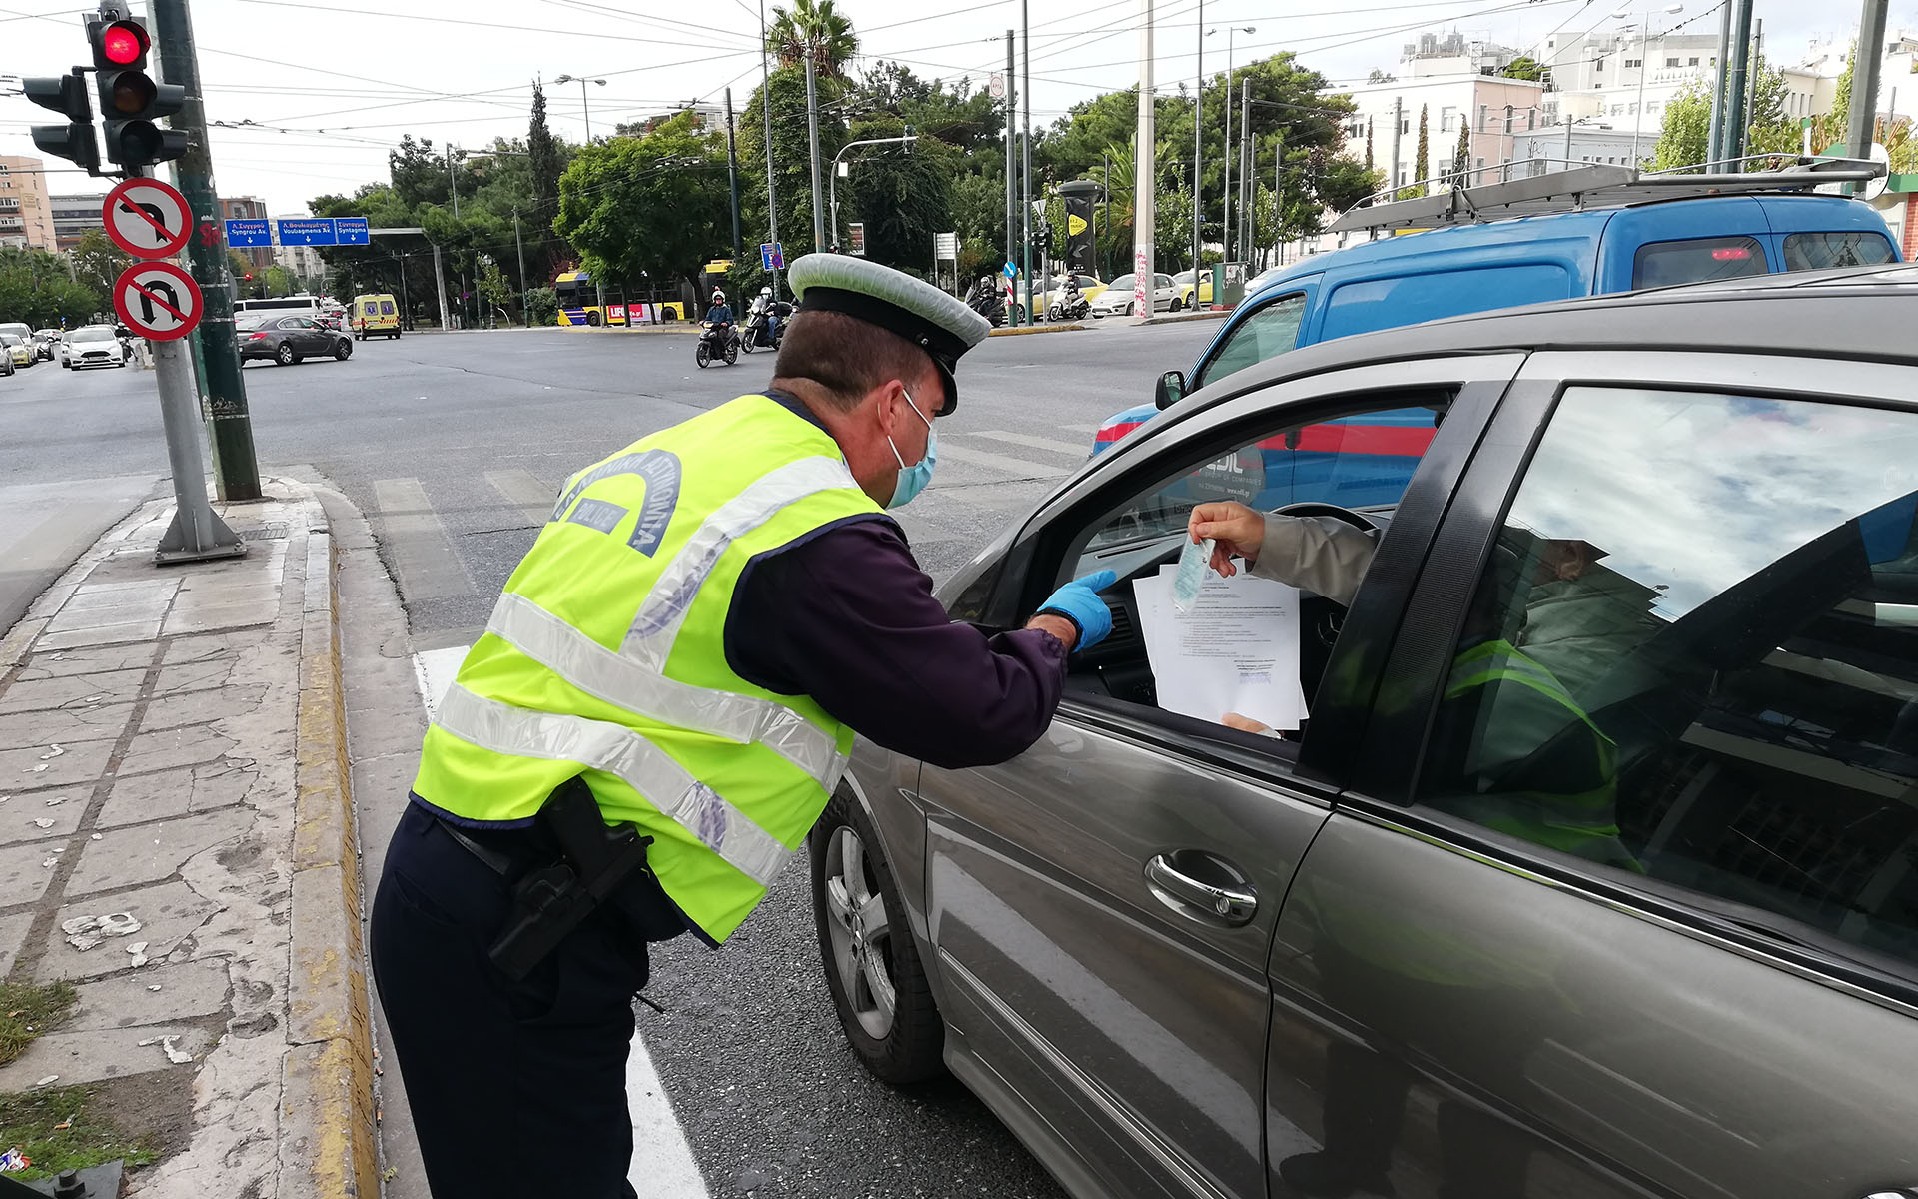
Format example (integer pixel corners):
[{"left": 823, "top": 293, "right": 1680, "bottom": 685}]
[
  {"left": 484, "top": 469, "right": 557, "bottom": 527},
  {"left": 968, "top": 429, "right": 1093, "bottom": 459},
  {"left": 411, "top": 645, "right": 709, "bottom": 1196},
  {"left": 936, "top": 441, "right": 1071, "bottom": 479},
  {"left": 372, "top": 478, "right": 473, "bottom": 600}
]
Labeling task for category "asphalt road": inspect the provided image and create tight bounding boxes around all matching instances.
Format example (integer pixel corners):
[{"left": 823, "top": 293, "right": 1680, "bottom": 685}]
[{"left": 0, "top": 318, "right": 1219, "bottom": 1198}]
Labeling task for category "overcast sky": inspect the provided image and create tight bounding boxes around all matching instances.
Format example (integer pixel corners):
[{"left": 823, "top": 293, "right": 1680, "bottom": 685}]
[{"left": 1, "top": 0, "right": 1903, "bottom": 214}]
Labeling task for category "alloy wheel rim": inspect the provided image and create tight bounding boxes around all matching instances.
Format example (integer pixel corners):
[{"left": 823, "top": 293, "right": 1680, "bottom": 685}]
[{"left": 822, "top": 824, "right": 896, "bottom": 1039}]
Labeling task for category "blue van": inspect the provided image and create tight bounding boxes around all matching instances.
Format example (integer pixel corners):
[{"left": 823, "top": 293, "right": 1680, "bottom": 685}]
[{"left": 1092, "top": 182, "right": 1900, "bottom": 455}]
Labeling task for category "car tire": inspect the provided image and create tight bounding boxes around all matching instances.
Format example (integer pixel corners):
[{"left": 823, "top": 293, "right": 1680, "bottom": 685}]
[
  {"left": 811, "top": 792, "right": 944, "bottom": 1085},
  {"left": 275, "top": 344, "right": 296, "bottom": 366},
  {"left": 335, "top": 340, "right": 353, "bottom": 361},
  {"left": 1127, "top": 301, "right": 1137, "bottom": 316},
  {"left": 1170, "top": 296, "right": 1184, "bottom": 313}
]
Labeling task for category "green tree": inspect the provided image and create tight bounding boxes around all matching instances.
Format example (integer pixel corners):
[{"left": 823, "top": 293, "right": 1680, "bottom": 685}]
[
  {"left": 1652, "top": 81, "right": 1711, "bottom": 169},
  {"left": 739, "top": 65, "right": 848, "bottom": 264},
  {"left": 390, "top": 135, "right": 452, "bottom": 208},
  {"left": 0, "top": 248, "right": 101, "bottom": 326},
  {"left": 765, "top": 0, "right": 857, "bottom": 79},
  {"left": 1499, "top": 56, "right": 1545, "bottom": 82},
  {"left": 528, "top": 80, "right": 564, "bottom": 220},
  {"left": 554, "top": 111, "right": 730, "bottom": 290},
  {"left": 1451, "top": 117, "right": 1470, "bottom": 186},
  {"left": 263, "top": 264, "right": 294, "bottom": 297},
  {"left": 841, "top": 116, "right": 955, "bottom": 268},
  {"left": 68, "top": 230, "right": 130, "bottom": 297},
  {"left": 1365, "top": 118, "right": 1374, "bottom": 171},
  {"left": 1410, "top": 103, "right": 1431, "bottom": 197}
]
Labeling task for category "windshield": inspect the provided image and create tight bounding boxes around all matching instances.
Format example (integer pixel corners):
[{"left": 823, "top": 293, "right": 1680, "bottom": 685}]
[{"left": 69, "top": 328, "right": 114, "bottom": 343}]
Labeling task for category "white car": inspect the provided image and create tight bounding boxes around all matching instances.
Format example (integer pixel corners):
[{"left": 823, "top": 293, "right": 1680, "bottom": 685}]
[
  {"left": 1089, "top": 272, "right": 1177, "bottom": 317},
  {"left": 60, "top": 326, "right": 127, "bottom": 370}
]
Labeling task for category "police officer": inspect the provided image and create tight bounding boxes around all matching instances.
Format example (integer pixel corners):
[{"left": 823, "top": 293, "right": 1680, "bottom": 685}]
[{"left": 369, "top": 255, "right": 1119, "bottom": 1198}]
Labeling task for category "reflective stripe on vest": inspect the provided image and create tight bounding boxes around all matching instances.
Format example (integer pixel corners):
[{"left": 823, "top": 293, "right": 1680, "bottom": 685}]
[
  {"left": 485, "top": 592, "right": 849, "bottom": 788},
  {"left": 622, "top": 455, "right": 857, "bottom": 666},
  {"left": 435, "top": 683, "right": 792, "bottom": 887}
]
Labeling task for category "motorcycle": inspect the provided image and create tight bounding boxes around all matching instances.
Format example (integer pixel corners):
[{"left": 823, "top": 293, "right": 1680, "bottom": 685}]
[
  {"left": 694, "top": 321, "right": 739, "bottom": 368},
  {"left": 965, "top": 279, "right": 1006, "bottom": 328},
  {"left": 739, "top": 300, "right": 791, "bottom": 354},
  {"left": 1047, "top": 287, "right": 1090, "bottom": 323}
]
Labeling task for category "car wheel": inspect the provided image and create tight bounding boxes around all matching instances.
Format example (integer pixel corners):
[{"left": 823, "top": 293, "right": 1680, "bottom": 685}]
[
  {"left": 1127, "top": 301, "right": 1137, "bottom": 316},
  {"left": 274, "top": 343, "right": 296, "bottom": 366},
  {"left": 694, "top": 342, "right": 710, "bottom": 369},
  {"left": 811, "top": 792, "right": 944, "bottom": 1084},
  {"left": 1169, "top": 296, "right": 1184, "bottom": 313},
  {"left": 335, "top": 340, "right": 353, "bottom": 361}
]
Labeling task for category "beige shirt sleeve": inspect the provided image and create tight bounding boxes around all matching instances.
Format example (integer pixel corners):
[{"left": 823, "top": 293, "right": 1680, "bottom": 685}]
[{"left": 1246, "top": 514, "right": 1380, "bottom": 606}]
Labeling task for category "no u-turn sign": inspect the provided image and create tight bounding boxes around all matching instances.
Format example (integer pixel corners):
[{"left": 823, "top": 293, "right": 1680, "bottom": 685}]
[{"left": 113, "top": 261, "right": 204, "bottom": 341}]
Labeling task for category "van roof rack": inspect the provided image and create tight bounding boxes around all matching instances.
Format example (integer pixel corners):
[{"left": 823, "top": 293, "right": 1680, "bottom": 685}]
[{"left": 1326, "top": 155, "right": 1885, "bottom": 235}]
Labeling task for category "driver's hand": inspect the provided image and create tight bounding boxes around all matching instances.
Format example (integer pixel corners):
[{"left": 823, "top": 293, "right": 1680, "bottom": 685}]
[
  {"left": 1189, "top": 502, "right": 1265, "bottom": 578},
  {"left": 1222, "top": 711, "right": 1273, "bottom": 734}
]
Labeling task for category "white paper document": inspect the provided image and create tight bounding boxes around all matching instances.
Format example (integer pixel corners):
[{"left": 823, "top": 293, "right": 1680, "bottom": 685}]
[{"left": 1135, "top": 565, "right": 1309, "bottom": 731}]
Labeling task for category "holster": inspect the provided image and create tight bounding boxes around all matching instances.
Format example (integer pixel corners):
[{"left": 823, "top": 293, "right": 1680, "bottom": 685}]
[{"left": 484, "top": 776, "right": 658, "bottom": 982}]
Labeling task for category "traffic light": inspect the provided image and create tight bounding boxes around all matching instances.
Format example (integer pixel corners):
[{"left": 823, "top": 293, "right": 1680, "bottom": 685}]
[
  {"left": 24, "top": 70, "right": 101, "bottom": 176},
  {"left": 88, "top": 15, "right": 188, "bottom": 171}
]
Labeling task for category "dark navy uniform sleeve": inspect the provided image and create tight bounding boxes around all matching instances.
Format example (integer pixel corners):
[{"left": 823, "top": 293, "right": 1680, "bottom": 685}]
[{"left": 725, "top": 518, "right": 1067, "bottom": 769}]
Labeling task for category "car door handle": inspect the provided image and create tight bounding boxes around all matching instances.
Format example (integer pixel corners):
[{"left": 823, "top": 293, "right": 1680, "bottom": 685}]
[{"left": 1143, "top": 852, "right": 1258, "bottom": 926}]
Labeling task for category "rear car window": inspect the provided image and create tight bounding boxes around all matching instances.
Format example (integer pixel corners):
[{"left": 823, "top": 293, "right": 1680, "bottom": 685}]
[
  {"left": 1632, "top": 236, "right": 1768, "bottom": 288},
  {"left": 1782, "top": 231, "right": 1895, "bottom": 272},
  {"left": 1319, "top": 262, "right": 1573, "bottom": 342},
  {"left": 1417, "top": 385, "right": 1918, "bottom": 971}
]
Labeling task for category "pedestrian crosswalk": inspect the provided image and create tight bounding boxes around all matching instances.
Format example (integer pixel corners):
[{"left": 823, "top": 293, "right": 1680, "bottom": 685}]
[{"left": 364, "top": 424, "right": 1101, "bottom": 642}]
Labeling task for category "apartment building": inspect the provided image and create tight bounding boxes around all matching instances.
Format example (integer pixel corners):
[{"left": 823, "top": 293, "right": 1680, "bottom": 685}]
[{"left": 0, "top": 156, "right": 57, "bottom": 251}]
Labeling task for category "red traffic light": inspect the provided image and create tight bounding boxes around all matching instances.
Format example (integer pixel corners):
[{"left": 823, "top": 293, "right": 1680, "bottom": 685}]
[
  {"left": 101, "top": 21, "right": 147, "bottom": 65},
  {"left": 244, "top": 273, "right": 254, "bottom": 281}
]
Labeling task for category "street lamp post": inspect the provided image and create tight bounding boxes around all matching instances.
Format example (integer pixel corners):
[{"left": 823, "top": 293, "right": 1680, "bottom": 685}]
[
  {"left": 1207, "top": 25, "right": 1254, "bottom": 261},
  {"left": 829, "top": 135, "right": 918, "bottom": 252},
  {"left": 1613, "top": 4, "right": 1684, "bottom": 165},
  {"left": 554, "top": 73, "right": 608, "bottom": 142}
]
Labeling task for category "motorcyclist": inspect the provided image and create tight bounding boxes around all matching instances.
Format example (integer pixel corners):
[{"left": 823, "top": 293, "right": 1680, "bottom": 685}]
[
  {"left": 702, "top": 289, "right": 734, "bottom": 347},
  {"left": 1058, "top": 275, "right": 1085, "bottom": 319}
]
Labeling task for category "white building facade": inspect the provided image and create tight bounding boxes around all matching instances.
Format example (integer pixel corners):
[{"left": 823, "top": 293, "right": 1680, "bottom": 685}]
[{"left": 1336, "top": 73, "right": 1552, "bottom": 194}]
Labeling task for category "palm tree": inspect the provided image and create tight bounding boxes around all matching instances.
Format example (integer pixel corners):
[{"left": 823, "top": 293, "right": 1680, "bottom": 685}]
[{"left": 765, "top": 0, "right": 858, "bottom": 79}]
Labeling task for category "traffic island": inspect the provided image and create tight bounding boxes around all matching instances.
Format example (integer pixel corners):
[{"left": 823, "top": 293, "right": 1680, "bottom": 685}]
[
  {"left": 987, "top": 323, "right": 1086, "bottom": 337},
  {"left": 1141, "top": 309, "right": 1230, "bottom": 326},
  {"left": 0, "top": 479, "right": 377, "bottom": 1198}
]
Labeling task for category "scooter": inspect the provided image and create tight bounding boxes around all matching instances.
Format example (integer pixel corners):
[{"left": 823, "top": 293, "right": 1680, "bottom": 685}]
[
  {"left": 965, "top": 280, "right": 1006, "bottom": 328},
  {"left": 1047, "top": 287, "right": 1090, "bottom": 323},
  {"left": 739, "top": 301, "right": 791, "bottom": 353},
  {"left": 694, "top": 321, "right": 739, "bottom": 368}
]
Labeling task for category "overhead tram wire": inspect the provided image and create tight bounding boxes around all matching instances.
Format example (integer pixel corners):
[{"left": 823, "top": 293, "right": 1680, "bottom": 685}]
[
  {"left": 231, "top": 1, "right": 756, "bottom": 57},
  {"left": 532, "top": 0, "right": 762, "bottom": 45}
]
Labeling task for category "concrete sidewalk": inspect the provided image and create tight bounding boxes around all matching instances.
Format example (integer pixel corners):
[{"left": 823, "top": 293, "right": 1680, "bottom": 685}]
[{"left": 0, "top": 481, "right": 376, "bottom": 1197}]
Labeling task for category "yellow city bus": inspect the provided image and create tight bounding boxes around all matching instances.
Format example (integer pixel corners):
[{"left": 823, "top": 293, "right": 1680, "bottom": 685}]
[{"left": 554, "top": 270, "right": 687, "bottom": 327}]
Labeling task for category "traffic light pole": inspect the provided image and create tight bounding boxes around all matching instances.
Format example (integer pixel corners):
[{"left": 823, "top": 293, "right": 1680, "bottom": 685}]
[{"left": 148, "top": 0, "right": 261, "bottom": 502}]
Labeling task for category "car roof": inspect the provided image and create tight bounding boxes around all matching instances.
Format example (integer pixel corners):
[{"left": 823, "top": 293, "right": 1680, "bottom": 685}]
[{"left": 1180, "top": 263, "right": 1918, "bottom": 419}]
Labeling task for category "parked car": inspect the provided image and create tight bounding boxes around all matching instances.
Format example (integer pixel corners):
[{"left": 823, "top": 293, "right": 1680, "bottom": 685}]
[
  {"left": 1091, "top": 163, "right": 1901, "bottom": 455},
  {"left": 58, "top": 326, "right": 124, "bottom": 369},
  {"left": 0, "top": 341, "right": 12, "bottom": 378},
  {"left": 811, "top": 263, "right": 1918, "bottom": 1199},
  {"left": 1, "top": 333, "right": 34, "bottom": 370},
  {"left": 1089, "top": 272, "right": 1177, "bottom": 317},
  {"left": 237, "top": 313, "right": 353, "bottom": 365},
  {"left": 1170, "top": 268, "right": 1215, "bottom": 309}
]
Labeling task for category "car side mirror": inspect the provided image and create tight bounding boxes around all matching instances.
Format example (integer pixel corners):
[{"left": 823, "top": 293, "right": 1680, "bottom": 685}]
[{"left": 1155, "top": 370, "right": 1186, "bottom": 411}]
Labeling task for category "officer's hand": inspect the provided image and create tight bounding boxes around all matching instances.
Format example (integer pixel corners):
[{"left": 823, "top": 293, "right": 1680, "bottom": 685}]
[
  {"left": 1033, "top": 570, "right": 1119, "bottom": 651},
  {"left": 1189, "top": 502, "right": 1265, "bottom": 578}
]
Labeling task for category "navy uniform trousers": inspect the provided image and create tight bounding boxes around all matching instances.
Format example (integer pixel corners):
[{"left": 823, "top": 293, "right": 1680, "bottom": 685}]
[{"left": 369, "top": 802, "right": 658, "bottom": 1199}]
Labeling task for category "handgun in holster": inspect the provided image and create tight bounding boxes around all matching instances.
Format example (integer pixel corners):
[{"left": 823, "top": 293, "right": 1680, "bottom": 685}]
[{"left": 487, "top": 776, "right": 653, "bottom": 982}]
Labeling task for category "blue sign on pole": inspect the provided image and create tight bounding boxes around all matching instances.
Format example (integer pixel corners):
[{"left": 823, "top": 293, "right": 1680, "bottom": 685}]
[
  {"left": 332, "top": 217, "right": 371, "bottom": 246},
  {"left": 276, "top": 218, "right": 339, "bottom": 247},
  {"left": 225, "top": 218, "right": 271, "bottom": 248},
  {"left": 1002, "top": 261, "right": 1018, "bottom": 279},
  {"left": 760, "top": 241, "right": 785, "bottom": 272}
]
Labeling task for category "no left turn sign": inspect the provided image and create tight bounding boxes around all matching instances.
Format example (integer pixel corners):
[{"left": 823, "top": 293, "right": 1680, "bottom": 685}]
[
  {"left": 102, "top": 178, "right": 194, "bottom": 260},
  {"left": 114, "top": 261, "right": 203, "bottom": 341}
]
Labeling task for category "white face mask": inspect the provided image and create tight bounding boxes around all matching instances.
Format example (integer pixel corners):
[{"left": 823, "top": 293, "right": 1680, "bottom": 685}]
[{"left": 885, "top": 387, "right": 938, "bottom": 509}]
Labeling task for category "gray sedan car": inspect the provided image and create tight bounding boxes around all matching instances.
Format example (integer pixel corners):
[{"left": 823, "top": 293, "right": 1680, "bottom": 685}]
[{"left": 811, "top": 265, "right": 1918, "bottom": 1199}]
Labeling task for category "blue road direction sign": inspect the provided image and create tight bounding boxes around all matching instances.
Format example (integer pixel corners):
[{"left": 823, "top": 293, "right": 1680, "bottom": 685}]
[
  {"left": 225, "top": 219, "right": 271, "bottom": 248},
  {"left": 1003, "top": 261, "right": 1018, "bottom": 279},
  {"left": 332, "top": 217, "right": 370, "bottom": 246},
  {"left": 760, "top": 241, "right": 785, "bottom": 271},
  {"left": 276, "top": 218, "right": 339, "bottom": 246}
]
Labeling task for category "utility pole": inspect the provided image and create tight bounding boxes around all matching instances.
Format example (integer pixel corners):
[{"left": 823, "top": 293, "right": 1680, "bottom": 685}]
[
  {"left": 513, "top": 211, "right": 528, "bottom": 328},
  {"left": 1721, "top": 0, "right": 1755, "bottom": 164},
  {"left": 724, "top": 88, "right": 743, "bottom": 258},
  {"left": 150, "top": 0, "right": 260, "bottom": 502},
  {"left": 805, "top": 57, "right": 825, "bottom": 253},
  {"left": 1134, "top": 0, "right": 1155, "bottom": 320},
  {"left": 1846, "top": 0, "right": 1891, "bottom": 194},
  {"left": 1239, "top": 79, "right": 1251, "bottom": 257},
  {"left": 433, "top": 243, "right": 450, "bottom": 331},
  {"left": 1391, "top": 94, "right": 1405, "bottom": 194},
  {"left": 1222, "top": 54, "right": 1233, "bottom": 260},
  {"left": 1705, "top": 0, "right": 1733, "bottom": 163},
  {"left": 1742, "top": 19, "right": 1764, "bottom": 163},
  {"left": 1004, "top": 31, "right": 1017, "bottom": 286},
  {"left": 1021, "top": 0, "right": 1034, "bottom": 325},
  {"left": 1192, "top": 0, "right": 1203, "bottom": 279},
  {"left": 759, "top": 0, "right": 780, "bottom": 300}
]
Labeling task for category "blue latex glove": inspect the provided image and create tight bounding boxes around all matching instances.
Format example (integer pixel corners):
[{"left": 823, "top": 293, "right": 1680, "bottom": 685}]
[{"left": 1036, "top": 569, "right": 1119, "bottom": 651}]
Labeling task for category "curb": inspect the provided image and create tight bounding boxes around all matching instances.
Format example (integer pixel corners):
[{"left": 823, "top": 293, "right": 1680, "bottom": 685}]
[
  {"left": 988, "top": 323, "right": 1085, "bottom": 337},
  {"left": 1142, "top": 309, "right": 1231, "bottom": 326},
  {"left": 283, "top": 526, "right": 380, "bottom": 1199}
]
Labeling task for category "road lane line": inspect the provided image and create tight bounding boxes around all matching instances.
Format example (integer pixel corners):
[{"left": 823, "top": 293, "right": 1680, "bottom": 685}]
[
  {"left": 484, "top": 469, "right": 556, "bottom": 527},
  {"left": 936, "top": 441, "right": 1072, "bottom": 479},
  {"left": 411, "top": 646, "right": 710, "bottom": 1197},
  {"left": 969, "top": 429, "right": 1092, "bottom": 459},
  {"left": 372, "top": 478, "right": 473, "bottom": 601},
  {"left": 1063, "top": 423, "right": 1101, "bottom": 434}
]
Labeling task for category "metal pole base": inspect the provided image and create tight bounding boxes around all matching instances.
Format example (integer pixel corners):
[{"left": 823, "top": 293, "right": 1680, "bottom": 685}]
[
  {"left": 151, "top": 338, "right": 248, "bottom": 566},
  {"left": 155, "top": 509, "right": 246, "bottom": 565}
]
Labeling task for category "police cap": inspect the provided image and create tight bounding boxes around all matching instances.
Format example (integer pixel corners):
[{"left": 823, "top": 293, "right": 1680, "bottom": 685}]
[{"left": 787, "top": 254, "right": 990, "bottom": 415}]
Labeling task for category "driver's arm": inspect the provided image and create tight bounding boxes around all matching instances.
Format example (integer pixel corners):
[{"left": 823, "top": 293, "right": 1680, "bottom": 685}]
[{"left": 1189, "top": 501, "right": 1379, "bottom": 605}]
